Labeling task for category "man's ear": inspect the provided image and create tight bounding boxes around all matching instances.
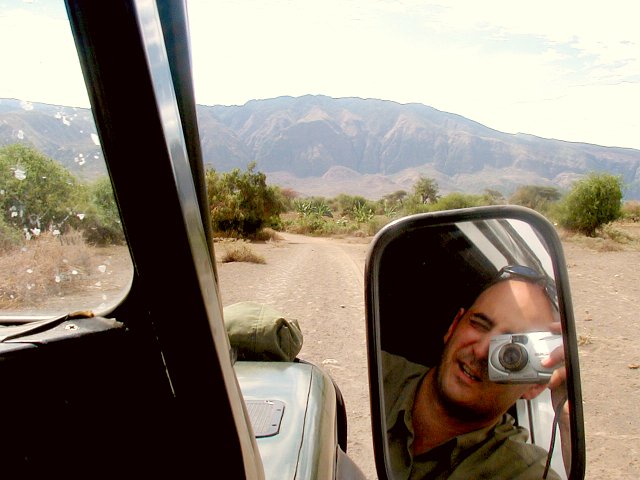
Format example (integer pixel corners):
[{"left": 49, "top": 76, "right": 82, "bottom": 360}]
[
  {"left": 520, "top": 383, "right": 547, "bottom": 400},
  {"left": 444, "top": 308, "right": 465, "bottom": 343}
]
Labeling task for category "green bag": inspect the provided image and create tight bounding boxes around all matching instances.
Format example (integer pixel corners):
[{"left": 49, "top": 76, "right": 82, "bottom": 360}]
[{"left": 223, "top": 301, "right": 304, "bottom": 362}]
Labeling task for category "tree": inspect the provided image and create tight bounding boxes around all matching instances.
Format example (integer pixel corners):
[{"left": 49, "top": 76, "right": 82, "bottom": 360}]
[
  {"left": 0, "top": 144, "right": 83, "bottom": 234},
  {"left": 431, "top": 192, "right": 486, "bottom": 211},
  {"left": 206, "top": 162, "right": 285, "bottom": 237},
  {"left": 383, "top": 190, "right": 408, "bottom": 205},
  {"left": 331, "top": 194, "right": 376, "bottom": 221},
  {"left": 277, "top": 187, "right": 299, "bottom": 211},
  {"left": 482, "top": 188, "right": 506, "bottom": 205},
  {"left": 509, "top": 185, "right": 561, "bottom": 213},
  {"left": 82, "top": 176, "right": 126, "bottom": 245},
  {"left": 412, "top": 177, "right": 440, "bottom": 204},
  {"left": 0, "top": 214, "right": 22, "bottom": 252},
  {"left": 558, "top": 173, "right": 623, "bottom": 236}
]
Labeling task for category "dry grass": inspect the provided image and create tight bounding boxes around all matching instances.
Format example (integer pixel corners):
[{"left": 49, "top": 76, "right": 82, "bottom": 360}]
[
  {"left": 252, "top": 227, "right": 284, "bottom": 242},
  {"left": 217, "top": 240, "right": 266, "bottom": 264},
  {"left": 0, "top": 232, "right": 105, "bottom": 308},
  {"left": 558, "top": 221, "right": 640, "bottom": 252},
  {"left": 578, "top": 333, "right": 593, "bottom": 346}
]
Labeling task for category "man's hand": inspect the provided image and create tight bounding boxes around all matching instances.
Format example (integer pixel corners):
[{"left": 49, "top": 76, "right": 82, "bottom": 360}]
[{"left": 541, "top": 322, "right": 571, "bottom": 475}]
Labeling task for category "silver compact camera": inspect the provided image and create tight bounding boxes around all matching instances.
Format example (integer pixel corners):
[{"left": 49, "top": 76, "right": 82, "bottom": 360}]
[{"left": 488, "top": 332, "right": 563, "bottom": 384}]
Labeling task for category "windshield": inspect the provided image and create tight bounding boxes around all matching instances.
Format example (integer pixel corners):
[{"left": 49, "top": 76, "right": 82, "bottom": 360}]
[{"left": 0, "top": 0, "right": 133, "bottom": 320}]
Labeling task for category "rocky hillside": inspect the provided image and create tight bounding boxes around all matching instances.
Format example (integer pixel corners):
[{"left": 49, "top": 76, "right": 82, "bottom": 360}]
[
  {"left": 0, "top": 98, "right": 105, "bottom": 180},
  {"left": 2, "top": 96, "right": 639, "bottom": 199}
]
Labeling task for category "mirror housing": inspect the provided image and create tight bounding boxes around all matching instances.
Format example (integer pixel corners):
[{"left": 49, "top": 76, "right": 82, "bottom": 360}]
[{"left": 365, "top": 206, "right": 585, "bottom": 480}]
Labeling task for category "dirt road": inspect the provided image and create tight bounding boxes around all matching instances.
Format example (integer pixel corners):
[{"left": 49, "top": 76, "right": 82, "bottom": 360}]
[
  {"left": 216, "top": 232, "right": 376, "bottom": 478},
  {"left": 215, "top": 230, "right": 640, "bottom": 480}
]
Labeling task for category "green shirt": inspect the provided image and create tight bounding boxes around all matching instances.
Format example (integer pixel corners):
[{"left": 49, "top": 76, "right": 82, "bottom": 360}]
[{"left": 382, "top": 351, "right": 561, "bottom": 480}]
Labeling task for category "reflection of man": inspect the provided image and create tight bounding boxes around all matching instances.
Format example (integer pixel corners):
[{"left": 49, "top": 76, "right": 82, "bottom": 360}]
[{"left": 383, "top": 266, "right": 568, "bottom": 479}]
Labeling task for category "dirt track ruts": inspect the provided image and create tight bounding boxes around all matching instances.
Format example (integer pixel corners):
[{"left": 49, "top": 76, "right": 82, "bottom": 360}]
[{"left": 216, "top": 232, "right": 376, "bottom": 478}]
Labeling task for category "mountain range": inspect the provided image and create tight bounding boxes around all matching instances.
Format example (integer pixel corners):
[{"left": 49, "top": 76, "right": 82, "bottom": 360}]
[{"left": 2, "top": 95, "right": 639, "bottom": 199}]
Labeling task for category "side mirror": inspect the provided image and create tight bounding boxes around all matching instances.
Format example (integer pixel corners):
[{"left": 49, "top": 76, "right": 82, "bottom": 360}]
[{"left": 365, "top": 206, "right": 585, "bottom": 480}]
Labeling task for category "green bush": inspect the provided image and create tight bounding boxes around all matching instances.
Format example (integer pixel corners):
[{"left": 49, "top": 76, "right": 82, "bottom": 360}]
[
  {"left": 285, "top": 213, "right": 335, "bottom": 235},
  {"left": 0, "top": 144, "right": 84, "bottom": 233},
  {"left": 330, "top": 194, "right": 377, "bottom": 221},
  {"left": 82, "top": 176, "right": 126, "bottom": 245},
  {"left": 400, "top": 195, "right": 432, "bottom": 216},
  {"left": 430, "top": 192, "right": 487, "bottom": 211},
  {"left": 0, "top": 215, "right": 22, "bottom": 252},
  {"left": 365, "top": 215, "right": 392, "bottom": 236},
  {"left": 557, "top": 173, "right": 623, "bottom": 236},
  {"left": 399, "top": 189, "right": 506, "bottom": 217},
  {"left": 207, "top": 162, "right": 285, "bottom": 237},
  {"left": 293, "top": 197, "right": 332, "bottom": 217},
  {"left": 350, "top": 202, "right": 374, "bottom": 223}
]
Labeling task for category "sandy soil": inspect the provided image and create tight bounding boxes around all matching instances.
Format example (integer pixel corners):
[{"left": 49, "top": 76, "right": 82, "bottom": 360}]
[
  {"left": 215, "top": 224, "right": 640, "bottom": 480},
  {"left": 561, "top": 229, "right": 640, "bottom": 479}
]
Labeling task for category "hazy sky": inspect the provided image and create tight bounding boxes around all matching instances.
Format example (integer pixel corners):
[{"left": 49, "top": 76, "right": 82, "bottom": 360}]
[{"left": 3, "top": 0, "right": 639, "bottom": 150}]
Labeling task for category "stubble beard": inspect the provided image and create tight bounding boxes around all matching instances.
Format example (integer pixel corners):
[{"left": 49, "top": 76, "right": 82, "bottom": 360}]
[{"left": 434, "top": 349, "right": 498, "bottom": 423}]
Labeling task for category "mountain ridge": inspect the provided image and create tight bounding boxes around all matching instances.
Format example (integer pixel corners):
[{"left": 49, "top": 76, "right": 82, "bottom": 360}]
[{"left": 2, "top": 95, "right": 639, "bottom": 199}]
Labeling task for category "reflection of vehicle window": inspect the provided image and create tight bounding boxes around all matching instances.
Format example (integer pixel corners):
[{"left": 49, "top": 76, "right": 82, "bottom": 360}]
[{"left": 0, "top": 1, "right": 133, "bottom": 319}]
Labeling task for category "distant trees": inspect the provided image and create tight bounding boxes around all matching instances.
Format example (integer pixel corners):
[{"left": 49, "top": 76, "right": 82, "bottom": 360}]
[
  {"left": 430, "top": 192, "right": 487, "bottom": 211},
  {"left": 383, "top": 190, "right": 408, "bottom": 205},
  {"left": 2, "top": 143, "right": 628, "bottom": 243},
  {"left": 199, "top": 164, "right": 632, "bottom": 239},
  {"left": 482, "top": 189, "right": 506, "bottom": 205},
  {"left": 398, "top": 174, "right": 625, "bottom": 238},
  {"left": 412, "top": 176, "right": 440, "bottom": 204},
  {"left": 293, "top": 197, "right": 332, "bottom": 218},
  {"left": 509, "top": 185, "right": 561, "bottom": 214}
]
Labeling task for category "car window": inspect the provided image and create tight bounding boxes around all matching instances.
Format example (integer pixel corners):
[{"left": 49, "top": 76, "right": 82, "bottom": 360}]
[{"left": 0, "top": 0, "right": 133, "bottom": 320}]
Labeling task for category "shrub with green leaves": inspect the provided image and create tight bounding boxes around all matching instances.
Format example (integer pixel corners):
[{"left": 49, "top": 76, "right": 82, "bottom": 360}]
[
  {"left": 557, "top": 173, "right": 623, "bottom": 236},
  {"left": 0, "top": 215, "right": 22, "bottom": 252},
  {"left": 431, "top": 192, "right": 487, "bottom": 211},
  {"left": 378, "top": 191, "right": 407, "bottom": 218},
  {"left": 283, "top": 212, "right": 334, "bottom": 235},
  {"left": 82, "top": 176, "right": 126, "bottom": 245},
  {"left": 206, "top": 162, "right": 285, "bottom": 237},
  {"left": 351, "top": 202, "right": 374, "bottom": 223},
  {"left": 293, "top": 197, "right": 332, "bottom": 217},
  {"left": 0, "top": 144, "right": 84, "bottom": 234}
]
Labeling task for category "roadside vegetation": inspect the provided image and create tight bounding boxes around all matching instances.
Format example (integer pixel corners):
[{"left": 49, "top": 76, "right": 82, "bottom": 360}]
[
  {"left": 203, "top": 161, "right": 636, "bottom": 248},
  {"left": 218, "top": 240, "right": 267, "bottom": 264},
  {"left": 0, "top": 144, "right": 128, "bottom": 307},
  {"left": 4, "top": 143, "right": 630, "bottom": 249},
  {"left": 1, "top": 143, "right": 638, "bottom": 291}
]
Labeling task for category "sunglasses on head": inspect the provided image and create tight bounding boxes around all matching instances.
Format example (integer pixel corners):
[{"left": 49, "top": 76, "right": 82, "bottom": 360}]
[{"left": 494, "top": 264, "right": 559, "bottom": 311}]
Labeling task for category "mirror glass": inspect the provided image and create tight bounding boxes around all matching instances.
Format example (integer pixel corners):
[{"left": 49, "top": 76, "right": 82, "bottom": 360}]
[{"left": 366, "top": 207, "right": 583, "bottom": 480}]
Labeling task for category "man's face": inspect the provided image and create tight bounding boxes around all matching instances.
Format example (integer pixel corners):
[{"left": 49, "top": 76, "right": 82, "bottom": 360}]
[{"left": 435, "top": 279, "right": 557, "bottom": 422}]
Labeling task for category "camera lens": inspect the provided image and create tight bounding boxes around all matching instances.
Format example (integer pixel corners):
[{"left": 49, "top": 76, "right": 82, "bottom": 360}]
[{"left": 498, "top": 343, "right": 528, "bottom": 371}]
